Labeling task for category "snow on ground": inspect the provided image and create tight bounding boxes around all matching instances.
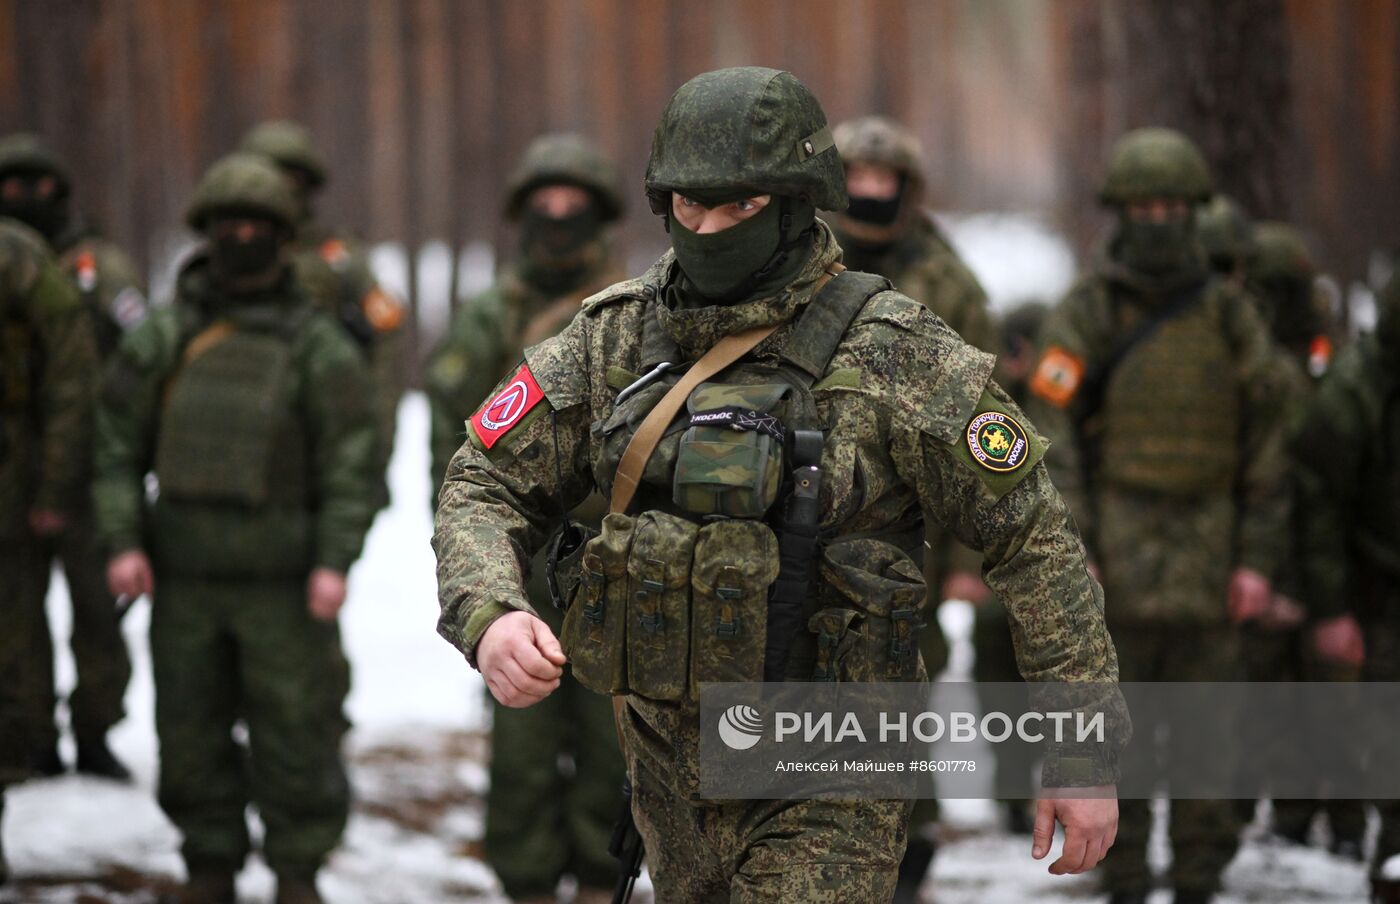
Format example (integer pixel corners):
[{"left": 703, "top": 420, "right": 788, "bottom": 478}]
[{"left": 2, "top": 325, "right": 1379, "bottom": 902}]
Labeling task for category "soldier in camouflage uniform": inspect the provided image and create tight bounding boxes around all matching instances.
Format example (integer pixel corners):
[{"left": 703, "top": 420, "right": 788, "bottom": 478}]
[
  {"left": 1294, "top": 269, "right": 1400, "bottom": 901},
  {"left": 435, "top": 67, "right": 1125, "bottom": 903},
  {"left": 1026, "top": 129, "right": 1290, "bottom": 904},
  {"left": 426, "top": 134, "right": 627, "bottom": 904},
  {"left": 829, "top": 118, "right": 999, "bottom": 897},
  {"left": 1195, "top": 193, "right": 1254, "bottom": 283},
  {"left": 0, "top": 212, "right": 97, "bottom": 886},
  {"left": 94, "top": 154, "right": 376, "bottom": 904},
  {"left": 0, "top": 132, "right": 143, "bottom": 780},
  {"left": 240, "top": 120, "right": 403, "bottom": 512},
  {"left": 1235, "top": 221, "right": 1367, "bottom": 853}
]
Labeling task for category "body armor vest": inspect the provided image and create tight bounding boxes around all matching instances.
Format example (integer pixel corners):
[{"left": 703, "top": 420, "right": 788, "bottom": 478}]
[
  {"left": 1098, "top": 289, "right": 1241, "bottom": 494},
  {"left": 155, "top": 310, "right": 310, "bottom": 508},
  {"left": 561, "top": 271, "right": 928, "bottom": 699}
]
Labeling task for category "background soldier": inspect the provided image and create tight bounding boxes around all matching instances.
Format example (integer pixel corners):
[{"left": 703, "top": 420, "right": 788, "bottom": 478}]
[
  {"left": 426, "top": 133, "right": 626, "bottom": 904},
  {"left": 95, "top": 153, "right": 376, "bottom": 904},
  {"left": 240, "top": 120, "right": 403, "bottom": 512},
  {"left": 829, "top": 117, "right": 999, "bottom": 899},
  {"left": 0, "top": 132, "right": 140, "bottom": 780},
  {"left": 1195, "top": 193, "right": 1254, "bottom": 283},
  {"left": 1294, "top": 270, "right": 1398, "bottom": 902},
  {"left": 1026, "top": 128, "right": 1289, "bottom": 904},
  {"left": 435, "top": 67, "right": 1124, "bottom": 903},
  {"left": 0, "top": 213, "right": 96, "bottom": 885}
]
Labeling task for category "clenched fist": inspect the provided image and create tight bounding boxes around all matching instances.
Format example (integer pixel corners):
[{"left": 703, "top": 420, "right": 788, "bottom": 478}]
[{"left": 477, "top": 610, "right": 566, "bottom": 708}]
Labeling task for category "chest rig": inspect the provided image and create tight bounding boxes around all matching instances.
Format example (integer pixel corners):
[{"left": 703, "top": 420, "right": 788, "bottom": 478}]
[
  {"left": 155, "top": 304, "right": 313, "bottom": 509},
  {"left": 561, "top": 269, "right": 906, "bottom": 700}
]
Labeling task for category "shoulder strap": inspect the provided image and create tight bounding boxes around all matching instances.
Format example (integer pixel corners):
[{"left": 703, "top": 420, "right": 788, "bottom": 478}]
[
  {"left": 780, "top": 267, "right": 889, "bottom": 384},
  {"left": 610, "top": 263, "right": 847, "bottom": 515},
  {"left": 1078, "top": 276, "right": 1211, "bottom": 420}
]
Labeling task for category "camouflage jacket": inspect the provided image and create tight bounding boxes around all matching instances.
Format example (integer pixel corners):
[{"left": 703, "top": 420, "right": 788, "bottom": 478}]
[
  {"left": 53, "top": 224, "right": 147, "bottom": 360},
  {"left": 834, "top": 213, "right": 997, "bottom": 356},
  {"left": 425, "top": 246, "right": 622, "bottom": 494},
  {"left": 94, "top": 255, "right": 376, "bottom": 574},
  {"left": 291, "top": 218, "right": 403, "bottom": 498},
  {"left": 434, "top": 222, "right": 1124, "bottom": 787},
  {"left": 0, "top": 217, "right": 96, "bottom": 535},
  {"left": 1027, "top": 257, "right": 1290, "bottom": 622},
  {"left": 1293, "top": 331, "right": 1400, "bottom": 619}
]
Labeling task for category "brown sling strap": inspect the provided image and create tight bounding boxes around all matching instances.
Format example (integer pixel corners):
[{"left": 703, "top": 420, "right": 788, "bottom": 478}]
[
  {"left": 605, "top": 262, "right": 845, "bottom": 744},
  {"left": 607, "top": 262, "right": 845, "bottom": 517}
]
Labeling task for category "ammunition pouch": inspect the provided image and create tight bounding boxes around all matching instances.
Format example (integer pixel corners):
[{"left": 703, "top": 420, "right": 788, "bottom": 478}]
[
  {"left": 560, "top": 512, "right": 779, "bottom": 699},
  {"left": 808, "top": 538, "right": 925, "bottom": 682}
]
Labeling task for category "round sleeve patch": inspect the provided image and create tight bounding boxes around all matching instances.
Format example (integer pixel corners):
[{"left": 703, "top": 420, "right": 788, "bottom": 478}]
[{"left": 966, "top": 411, "right": 1030, "bottom": 472}]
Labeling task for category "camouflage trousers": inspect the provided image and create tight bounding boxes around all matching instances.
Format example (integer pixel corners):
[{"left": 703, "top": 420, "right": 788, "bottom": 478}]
[
  {"left": 21, "top": 507, "right": 131, "bottom": 749},
  {"left": 485, "top": 668, "right": 625, "bottom": 897},
  {"left": 973, "top": 599, "right": 1036, "bottom": 808},
  {"left": 1237, "top": 621, "right": 1367, "bottom": 844},
  {"left": 1101, "top": 623, "right": 1243, "bottom": 895},
  {"left": 151, "top": 576, "right": 350, "bottom": 877},
  {"left": 630, "top": 757, "right": 909, "bottom": 903},
  {"left": 0, "top": 541, "right": 40, "bottom": 783}
]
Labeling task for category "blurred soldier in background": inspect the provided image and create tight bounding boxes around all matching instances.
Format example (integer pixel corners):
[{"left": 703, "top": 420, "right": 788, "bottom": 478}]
[
  {"left": 830, "top": 115, "right": 999, "bottom": 900},
  {"left": 1294, "top": 266, "right": 1400, "bottom": 902},
  {"left": 426, "top": 133, "right": 626, "bottom": 904},
  {"left": 1195, "top": 193, "right": 1254, "bottom": 284},
  {"left": 95, "top": 154, "right": 376, "bottom": 904},
  {"left": 0, "top": 132, "right": 139, "bottom": 781},
  {"left": 240, "top": 120, "right": 403, "bottom": 512},
  {"left": 0, "top": 210, "right": 96, "bottom": 886},
  {"left": 1027, "top": 128, "right": 1289, "bottom": 904}
]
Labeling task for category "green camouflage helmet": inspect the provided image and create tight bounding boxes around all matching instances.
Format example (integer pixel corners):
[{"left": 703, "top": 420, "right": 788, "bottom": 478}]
[
  {"left": 1196, "top": 194, "right": 1253, "bottom": 269},
  {"left": 185, "top": 152, "right": 299, "bottom": 232},
  {"left": 239, "top": 120, "right": 328, "bottom": 188},
  {"left": 833, "top": 116, "right": 926, "bottom": 185},
  {"left": 1250, "top": 220, "right": 1315, "bottom": 284},
  {"left": 503, "top": 133, "right": 623, "bottom": 221},
  {"left": 0, "top": 132, "right": 70, "bottom": 191},
  {"left": 645, "top": 67, "right": 847, "bottom": 212},
  {"left": 1100, "top": 127, "right": 1213, "bottom": 205}
]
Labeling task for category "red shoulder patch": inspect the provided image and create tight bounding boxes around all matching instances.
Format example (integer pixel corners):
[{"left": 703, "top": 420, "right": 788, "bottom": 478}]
[{"left": 471, "top": 363, "right": 546, "bottom": 449}]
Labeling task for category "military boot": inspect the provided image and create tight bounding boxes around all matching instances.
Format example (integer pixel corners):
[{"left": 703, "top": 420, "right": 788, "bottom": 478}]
[
  {"left": 75, "top": 735, "right": 132, "bottom": 782},
  {"left": 1375, "top": 878, "right": 1400, "bottom": 904},
  {"left": 1173, "top": 890, "right": 1215, "bottom": 904},
  {"left": 158, "top": 871, "right": 236, "bottom": 904},
  {"left": 1107, "top": 893, "right": 1147, "bottom": 904},
  {"left": 276, "top": 874, "right": 324, "bottom": 904},
  {"left": 29, "top": 744, "right": 65, "bottom": 777}
]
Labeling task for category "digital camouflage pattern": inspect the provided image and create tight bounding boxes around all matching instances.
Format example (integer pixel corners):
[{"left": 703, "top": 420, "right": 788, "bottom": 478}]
[
  {"left": 434, "top": 219, "right": 1127, "bottom": 897},
  {"left": 184, "top": 153, "right": 299, "bottom": 231},
  {"left": 428, "top": 134, "right": 627, "bottom": 899},
  {"left": 94, "top": 246, "right": 375, "bottom": 877},
  {"left": 1099, "top": 127, "right": 1213, "bottom": 205},
  {"left": 645, "top": 68, "right": 847, "bottom": 212},
  {"left": 503, "top": 133, "right": 624, "bottom": 221},
  {"left": 0, "top": 217, "right": 94, "bottom": 797},
  {"left": 1293, "top": 281, "right": 1400, "bottom": 872}
]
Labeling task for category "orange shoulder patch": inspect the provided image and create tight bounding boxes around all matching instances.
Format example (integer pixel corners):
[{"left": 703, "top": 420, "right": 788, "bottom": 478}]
[
  {"left": 319, "top": 238, "right": 349, "bottom": 265},
  {"left": 1028, "top": 345, "right": 1085, "bottom": 408},
  {"left": 362, "top": 286, "right": 405, "bottom": 332},
  {"left": 74, "top": 249, "right": 98, "bottom": 293}
]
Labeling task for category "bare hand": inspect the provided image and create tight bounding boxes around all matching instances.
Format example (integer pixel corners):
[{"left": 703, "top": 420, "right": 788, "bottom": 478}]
[
  {"left": 107, "top": 549, "right": 154, "bottom": 598},
  {"left": 477, "top": 610, "right": 566, "bottom": 708},
  {"left": 1227, "top": 567, "right": 1272, "bottom": 624},
  {"left": 28, "top": 508, "right": 67, "bottom": 536},
  {"left": 941, "top": 569, "right": 991, "bottom": 606},
  {"left": 1314, "top": 614, "right": 1365, "bottom": 667},
  {"left": 1032, "top": 790, "right": 1118, "bottom": 875},
  {"left": 307, "top": 568, "right": 348, "bottom": 621}
]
